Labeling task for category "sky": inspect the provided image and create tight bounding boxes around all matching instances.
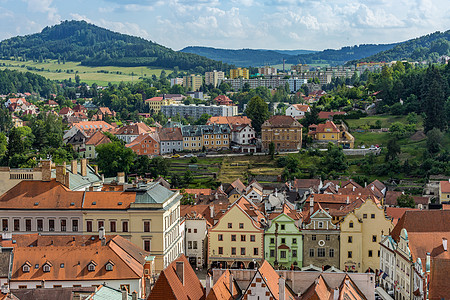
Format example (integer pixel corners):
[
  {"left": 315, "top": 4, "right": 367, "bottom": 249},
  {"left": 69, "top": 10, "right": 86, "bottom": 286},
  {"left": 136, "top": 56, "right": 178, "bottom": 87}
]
[{"left": 0, "top": 0, "right": 449, "bottom": 51}]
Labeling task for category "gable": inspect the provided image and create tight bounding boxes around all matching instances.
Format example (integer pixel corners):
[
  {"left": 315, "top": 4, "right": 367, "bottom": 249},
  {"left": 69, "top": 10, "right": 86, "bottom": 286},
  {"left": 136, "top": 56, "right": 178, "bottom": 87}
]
[{"left": 211, "top": 204, "right": 260, "bottom": 232}]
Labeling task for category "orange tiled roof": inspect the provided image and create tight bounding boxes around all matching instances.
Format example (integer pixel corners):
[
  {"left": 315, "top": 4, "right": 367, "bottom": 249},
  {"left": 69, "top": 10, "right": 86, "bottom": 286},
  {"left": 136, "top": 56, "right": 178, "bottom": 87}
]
[
  {"left": 269, "top": 204, "right": 302, "bottom": 221},
  {"left": 429, "top": 258, "right": 450, "bottom": 299},
  {"left": 115, "top": 123, "right": 151, "bottom": 136},
  {"left": 82, "top": 191, "right": 136, "bottom": 209},
  {"left": 85, "top": 131, "right": 111, "bottom": 147},
  {"left": 318, "top": 111, "right": 346, "bottom": 119},
  {"left": 300, "top": 274, "right": 331, "bottom": 299},
  {"left": 159, "top": 127, "right": 183, "bottom": 141},
  {"left": 440, "top": 181, "right": 450, "bottom": 193},
  {"left": 206, "top": 270, "right": 240, "bottom": 300},
  {"left": 264, "top": 115, "right": 302, "bottom": 127},
  {"left": 148, "top": 255, "right": 205, "bottom": 300},
  {"left": 291, "top": 104, "right": 310, "bottom": 112},
  {"left": 207, "top": 116, "right": 251, "bottom": 126},
  {"left": 126, "top": 132, "right": 160, "bottom": 148},
  {"left": 309, "top": 120, "right": 340, "bottom": 134},
  {"left": 384, "top": 207, "right": 419, "bottom": 225},
  {"left": 256, "top": 261, "right": 296, "bottom": 300},
  {"left": 145, "top": 97, "right": 164, "bottom": 102},
  {"left": 230, "top": 179, "right": 246, "bottom": 192}
]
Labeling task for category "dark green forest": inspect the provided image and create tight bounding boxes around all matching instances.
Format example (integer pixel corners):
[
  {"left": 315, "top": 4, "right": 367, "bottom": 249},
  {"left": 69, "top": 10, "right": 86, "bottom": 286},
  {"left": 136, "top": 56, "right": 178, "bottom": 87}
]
[
  {"left": 0, "top": 69, "right": 59, "bottom": 96},
  {"left": 0, "top": 20, "right": 232, "bottom": 71}
]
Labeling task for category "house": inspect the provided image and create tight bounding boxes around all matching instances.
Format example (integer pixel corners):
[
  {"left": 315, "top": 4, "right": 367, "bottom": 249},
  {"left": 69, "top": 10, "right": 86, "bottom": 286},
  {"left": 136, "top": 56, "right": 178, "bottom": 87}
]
[
  {"left": 44, "top": 100, "right": 58, "bottom": 108},
  {"left": 205, "top": 269, "right": 241, "bottom": 300},
  {"left": 83, "top": 131, "right": 111, "bottom": 159},
  {"left": 0, "top": 234, "right": 150, "bottom": 298},
  {"left": 4, "top": 98, "right": 25, "bottom": 108},
  {"left": 159, "top": 127, "right": 183, "bottom": 154},
  {"left": 67, "top": 111, "right": 89, "bottom": 123},
  {"left": 231, "top": 124, "right": 257, "bottom": 153},
  {"left": 181, "top": 124, "right": 231, "bottom": 151},
  {"left": 63, "top": 121, "right": 116, "bottom": 142},
  {"left": 208, "top": 196, "right": 265, "bottom": 269},
  {"left": 126, "top": 133, "right": 160, "bottom": 156},
  {"left": 318, "top": 111, "right": 346, "bottom": 120},
  {"left": 92, "top": 107, "right": 116, "bottom": 121},
  {"left": 285, "top": 104, "right": 310, "bottom": 119},
  {"left": 261, "top": 116, "right": 303, "bottom": 152},
  {"left": 145, "top": 97, "right": 170, "bottom": 115},
  {"left": 73, "top": 104, "right": 87, "bottom": 114},
  {"left": 241, "top": 260, "right": 296, "bottom": 300},
  {"left": 300, "top": 274, "right": 367, "bottom": 299},
  {"left": 302, "top": 204, "right": 340, "bottom": 270},
  {"left": 66, "top": 130, "right": 89, "bottom": 153},
  {"left": 58, "top": 107, "right": 74, "bottom": 118},
  {"left": 115, "top": 123, "right": 153, "bottom": 144},
  {"left": 207, "top": 116, "right": 252, "bottom": 127},
  {"left": 439, "top": 180, "right": 450, "bottom": 203},
  {"left": 265, "top": 204, "right": 303, "bottom": 269},
  {"left": 149, "top": 255, "right": 205, "bottom": 300},
  {"left": 339, "top": 198, "right": 393, "bottom": 273},
  {"left": 308, "top": 120, "right": 354, "bottom": 149},
  {"left": 11, "top": 115, "right": 23, "bottom": 128},
  {"left": 214, "top": 95, "right": 233, "bottom": 106}
]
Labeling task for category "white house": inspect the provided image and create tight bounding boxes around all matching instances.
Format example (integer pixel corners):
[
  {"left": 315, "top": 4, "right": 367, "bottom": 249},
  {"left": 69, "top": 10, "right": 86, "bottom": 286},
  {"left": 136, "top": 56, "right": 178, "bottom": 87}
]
[
  {"left": 181, "top": 207, "right": 210, "bottom": 269},
  {"left": 286, "top": 104, "right": 310, "bottom": 119},
  {"left": 231, "top": 124, "right": 256, "bottom": 145}
]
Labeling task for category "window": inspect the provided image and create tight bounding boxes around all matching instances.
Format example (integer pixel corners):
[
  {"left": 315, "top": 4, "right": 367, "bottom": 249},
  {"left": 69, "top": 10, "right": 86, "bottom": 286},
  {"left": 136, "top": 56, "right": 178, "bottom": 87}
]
[
  {"left": 106, "top": 262, "right": 114, "bottom": 271},
  {"left": 61, "top": 219, "right": 66, "bottom": 232},
  {"left": 363, "top": 214, "right": 367, "bottom": 219},
  {"left": 120, "top": 285, "right": 130, "bottom": 293},
  {"left": 188, "top": 229, "right": 191, "bottom": 233},
  {"left": 231, "top": 235, "right": 236, "bottom": 241},
  {"left": 228, "top": 223, "right": 232, "bottom": 228},
  {"left": 349, "top": 221, "right": 354, "bottom": 228},
  {"left": 281, "top": 238, "right": 286, "bottom": 244},
  {"left": 193, "top": 241, "right": 198, "bottom": 249},
  {"left": 250, "top": 235, "right": 255, "bottom": 242},
  {"left": 318, "top": 248, "right": 325, "bottom": 257},
  {"left": 14, "top": 219, "right": 20, "bottom": 231},
  {"left": 368, "top": 250, "right": 373, "bottom": 257},
  {"left": 218, "top": 234, "right": 223, "bottom": 241},
  {"left": 72, "top": 219, "right": 78, "bottom": 232},
  {"left": 239, "top": 223, "right": 244, "bottom": 229},
  {"left": 218, "top": 247, "right": 223, "bottom": 254},
  {"left": 49, "top": 219, "right": 55, "bottom": 232},
  {"left": 2, "top": 219, "right": 8, "bottom": 231},
  {"left": 86, "top": 221, "right": 93, "bottom": 232},
  {"left": 231, "top": 247, "right": 236, "bottom": 255},
  {"left": 318, "top": 221, "right": 323, "bottom": 228},
  {"left": 372, "top": 235, "right": 377, "bottom": 242},
  {"left": 270, "top": 238, "right": 275, "bottom": 244},
  {"left": 188, "top": 241, "right": 192, "bottom": 249},
  {"left": 292, "top": 250, "right": 297, "bottom": 257},
  {"left": 122, "top": 221, "right": 128, "bottom": 232},
  {"left": 241, "top": 235, "right": 246, "bottom": 242},
  {"left": 371, "top": 214, "right": 375, "bottom": 219},
  {"left": 312, "top": 235, "right": 316, "bottom": 241},
  {"left": 144, "top": 240, "right": 151, "bottom": 252},
  {"left": 25, "top": 219, "right": 31, "bottom": 231},
  {"left": 309, "top": 249, "right": 315, "bottom": 257},
  {"left": 98, "top": 220, "right": 104, "bottom": 230},
  {"left": 280, "top": 251, "right": 286, "bottom": 258},
  {"left": 348, "top": 236, "right": 353, "bottom": 243},
  {"left": 348, "top": 251, "right": 353, "bottom": 258},
  {"left": 88, "top": 263, "right": 96, "bottom": 272},
  {"left": 270, "top": 249, "right": 275, "bottom": 257},
  {"left": 22, "top": 264, "right": 30, "bottom": 273},
  {"left": 194, "top": 229, "right": 197, "bottom": 233},
  {"left": 144, "top": 221, "right": 150, "bottom": 232},
  {"left": 109, "top": 221, "right": 116, "bottom": 232},
  {"left": 43, "top": 264, "right": 51, "bottom": 272},
  {"left": 18, "top": 286, "right": 27, "bottom": 289},
  {"left": 240, "top": 248, "right": 246, "bottom": 255},
  {"left": 329, "top": 249, "right": 335, "bottom": 257},
  {"left": 281, "top": 224, "right": 285, "bottom": 230},
  {"left": 325, "top": 235, "right": 330, "bottom": 241},
  {"left": 378, "top": 250, "right": 380, "bottom": 257},
  {"left": 254, "top": 248, "right": 259, "bottom": 255}
]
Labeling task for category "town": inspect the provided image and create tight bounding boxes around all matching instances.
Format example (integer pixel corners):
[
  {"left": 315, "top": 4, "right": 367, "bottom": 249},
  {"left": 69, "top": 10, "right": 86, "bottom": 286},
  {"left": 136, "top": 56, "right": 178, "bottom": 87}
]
[{"left": 0, "top": 19, "right": 450, "bottom": 300}]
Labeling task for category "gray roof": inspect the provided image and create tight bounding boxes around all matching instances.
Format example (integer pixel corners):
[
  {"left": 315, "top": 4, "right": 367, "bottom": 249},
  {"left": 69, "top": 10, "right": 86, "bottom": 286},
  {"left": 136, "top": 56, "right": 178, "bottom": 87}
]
[
  {"left": 51, "top": 163, "right": 102, "bottom": 191},
  {"left": 0, "top": 248, "right": 13, "bottom": 279},
  {"left": 181, "top": 124, "right": 231, "bottom": 137},
  {"left": 134, "top": 182, "right": 178, "bottom": 204},
  {"left": 86, "top": 286, "right": 136, "bottom": 300}
]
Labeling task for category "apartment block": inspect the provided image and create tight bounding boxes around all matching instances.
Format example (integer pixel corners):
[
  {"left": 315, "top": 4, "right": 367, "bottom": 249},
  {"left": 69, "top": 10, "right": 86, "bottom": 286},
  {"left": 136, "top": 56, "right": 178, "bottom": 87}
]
[{"left": 205, "top": 70, "right": 225, "bottom": 87}]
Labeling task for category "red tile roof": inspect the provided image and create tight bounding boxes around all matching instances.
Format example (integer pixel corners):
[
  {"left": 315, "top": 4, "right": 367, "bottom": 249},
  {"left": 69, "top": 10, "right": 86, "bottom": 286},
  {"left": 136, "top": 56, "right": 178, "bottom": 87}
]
[
  {"left": 207, "top": 116, "right": 252, "bottom": 126},
  {"left": 115, "top": 123, "right": 151, "bottom": 136},
  {"left": 318, "top": 111, "right": 346, "bottom": 119},
  {"left": 255, "top": 261, "right": 296, "bottom": 300},
  {"left": 291, "top": 104, "right": 310, "bottom": 112},
  {"left": 384, "top": 207, "right": 419, "bottom": 225},
  {"left": 206, "top": 270, "right": 240, "bottom": 300},
  {"left": 85, "top": 131, "right": 111, "bottom": 147},
  {"left": 145, "top": 97, "right": 164, "bottom": 102},
  {"left": 429, "top": 258, "right": 450, "bottom": 299},
  {"left": 159, "top": 127, "right": 183, "bottom": 141},
  {"left": 309, "top": 120, "right": 340, "bottom": 134},
  {"left": 148, "top": 255, "right": 205, "bottom": 300},
  {"left": 440, "top": 181, "right": 450, "bottom": 193},
  {"left": 263, "top": 115, "right": 302, "bottom": 127}
]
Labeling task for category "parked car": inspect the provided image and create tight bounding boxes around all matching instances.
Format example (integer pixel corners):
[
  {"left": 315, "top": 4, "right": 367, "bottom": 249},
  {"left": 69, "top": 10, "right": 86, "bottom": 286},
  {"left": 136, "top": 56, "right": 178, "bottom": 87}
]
[
  {"left": 184, "top": 154, "right": 194, "bottom": 158},
  {"left": 197, "top": 153, "right": 206, "bottom": 157},
  {"left": 171, "top": 154, "right": 180, "bottom": 158}
]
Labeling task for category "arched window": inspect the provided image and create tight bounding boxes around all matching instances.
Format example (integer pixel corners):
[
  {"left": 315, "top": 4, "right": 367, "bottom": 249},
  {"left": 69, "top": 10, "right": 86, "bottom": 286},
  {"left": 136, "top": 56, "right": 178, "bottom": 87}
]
[
  {"left": 43, "top": 264, "right": 51, "bottom": 272},
  {"left": 106, "top": 263, "right": 113, "bottom": 271},
  {"left": 22, "top": 264, "right": 30, "bottom": 273}
]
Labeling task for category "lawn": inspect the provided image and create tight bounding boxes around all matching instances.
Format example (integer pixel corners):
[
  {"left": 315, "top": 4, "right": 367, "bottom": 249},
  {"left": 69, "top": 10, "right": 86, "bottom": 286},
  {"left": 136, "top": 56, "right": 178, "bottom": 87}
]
[
  {"left": 352, "top": 132, "right": 390, "bottom": 147},
  {"left": 346, "top": 114, "right": 423, "bottom": 130},
  {"left": 0, "top": 59, "right": 173, "bottom": 85}
]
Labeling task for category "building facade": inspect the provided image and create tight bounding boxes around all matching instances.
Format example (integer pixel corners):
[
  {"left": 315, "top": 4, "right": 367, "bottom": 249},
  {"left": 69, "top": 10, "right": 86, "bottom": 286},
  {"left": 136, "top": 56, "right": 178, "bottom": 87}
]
[
  {"left": 229, "top": 68, "right": 249, "bottom": 79},
  {"left": 183, "top": 74, "right": 203, "bottom": 91},
  {"left": 261, "top": 115, "right": 303, "bottom": 152},
  {"left": 205, "top": 70, "right": 225, "bottom": 87},
  {"left": 161, "top": 104, "right": 238, "bottom": 120}
]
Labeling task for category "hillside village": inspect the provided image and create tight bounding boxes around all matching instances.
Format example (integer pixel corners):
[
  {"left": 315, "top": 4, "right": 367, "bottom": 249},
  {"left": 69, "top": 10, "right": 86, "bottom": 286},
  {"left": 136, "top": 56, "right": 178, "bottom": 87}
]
[{"left": 0, "top": 39, "right": 450, "bottom": 300}]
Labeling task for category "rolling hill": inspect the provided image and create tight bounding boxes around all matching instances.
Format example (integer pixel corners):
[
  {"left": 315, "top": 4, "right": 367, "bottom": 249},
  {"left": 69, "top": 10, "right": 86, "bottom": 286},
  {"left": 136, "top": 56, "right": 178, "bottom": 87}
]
[{"left": 0, "top": 20, "right": 231, "bottom": 71}]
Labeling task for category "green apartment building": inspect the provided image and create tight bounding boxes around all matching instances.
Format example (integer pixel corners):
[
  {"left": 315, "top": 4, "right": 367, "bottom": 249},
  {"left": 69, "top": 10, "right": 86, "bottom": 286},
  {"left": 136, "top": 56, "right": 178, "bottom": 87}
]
[{"left": 264, "top": 204, "right": 303, "bottom": 269}]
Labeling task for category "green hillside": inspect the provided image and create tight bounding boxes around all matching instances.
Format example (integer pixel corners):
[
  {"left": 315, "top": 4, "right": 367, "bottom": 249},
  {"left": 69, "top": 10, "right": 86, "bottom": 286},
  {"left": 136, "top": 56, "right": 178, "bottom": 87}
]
[{"left": 0, "top": 20, "right": 230, "bottom": 71}]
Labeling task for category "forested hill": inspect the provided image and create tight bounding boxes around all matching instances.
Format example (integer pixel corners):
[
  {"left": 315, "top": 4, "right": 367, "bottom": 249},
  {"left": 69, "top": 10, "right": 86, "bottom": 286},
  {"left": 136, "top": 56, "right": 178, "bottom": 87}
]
[
  {"left": 0, "top": 20, "right": 230, "bottom": 71},
  {"left": 349, "top": 30, "right": 450, "bottom": 64}
]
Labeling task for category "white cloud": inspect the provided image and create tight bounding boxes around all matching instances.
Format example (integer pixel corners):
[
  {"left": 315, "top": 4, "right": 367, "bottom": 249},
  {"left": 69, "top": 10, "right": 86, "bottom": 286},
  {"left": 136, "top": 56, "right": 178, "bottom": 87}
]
[{"left": 23, "top": 0, "right": 60, "bottom": 22}]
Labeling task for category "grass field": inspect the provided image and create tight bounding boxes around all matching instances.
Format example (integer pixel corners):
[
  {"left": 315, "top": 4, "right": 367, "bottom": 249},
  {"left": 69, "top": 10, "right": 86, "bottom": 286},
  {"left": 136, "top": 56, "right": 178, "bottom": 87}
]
[
  {"left": 346, "top": 115, "right": 413, "bottom": 129},
  {"left": 0, "top": 59, "right": 172, "bottom": 85}
]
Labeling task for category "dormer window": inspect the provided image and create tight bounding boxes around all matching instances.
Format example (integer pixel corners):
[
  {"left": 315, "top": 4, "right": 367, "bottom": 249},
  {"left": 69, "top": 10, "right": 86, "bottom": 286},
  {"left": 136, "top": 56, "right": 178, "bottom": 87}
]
[
  {"left": 22, "top": 262, "right": 31, "bottom": 273},
  {"left": 42, "top": 262, "right": 52, "bottom": 273},
  {"left": 87, "top": 261, "right": 97, "bottom": 272},
  {"left": 105, "top": 260, "right": 115, "bottom": 271},
  {"left": 318, "top": 221, "right": 323, "bottom": 229}
]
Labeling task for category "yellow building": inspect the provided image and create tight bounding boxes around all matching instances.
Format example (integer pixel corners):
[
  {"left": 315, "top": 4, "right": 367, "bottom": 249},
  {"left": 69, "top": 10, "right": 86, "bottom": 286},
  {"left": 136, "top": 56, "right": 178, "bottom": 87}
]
[
  {"left": 340, "top": 198, "right": 393, "bottom": 273},
  {"left": 181, "top": 124, "right": 231, "bottom": 152},
  {"left": 183, "top": 74, "right": 203, "bottom": 91},
  {"left": 208, "top": 196, "right": 264, "bottom": 269},
  {"left": 205, "top": 70, "right": 225, "bottom": 87},
  {"left": 308, "top": 120, "right": 354, "bottom": 149},
  {"left": 230, "top": 68, "right": 249, "bottom": 79},
  {"left": 439, "top": 180, "right": 450, "bottom": 203},
  {"left": 145, "top": 97, "right": 172, "bottom": 114}
]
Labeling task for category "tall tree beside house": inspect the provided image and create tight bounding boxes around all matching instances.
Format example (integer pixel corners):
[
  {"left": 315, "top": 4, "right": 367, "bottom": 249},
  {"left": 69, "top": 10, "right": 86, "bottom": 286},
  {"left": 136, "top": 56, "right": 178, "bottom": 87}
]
[
  {"left": 0, "top": 106, "right": 12, "bottom": 133},
  {"left": 422, "top": 65, "right": 447, "bottom": 132},
  {"left": 0, "top": 132, "right": 7, "bottom": 162},
  {"left": 397, "top": 194, "right": 415, "bottom": 208},
  {"left": 245, "top": 96, "right": 270, "bottom": 133},
  {"left": 96, "top": 142, "right": 136, "bottom": 177}
]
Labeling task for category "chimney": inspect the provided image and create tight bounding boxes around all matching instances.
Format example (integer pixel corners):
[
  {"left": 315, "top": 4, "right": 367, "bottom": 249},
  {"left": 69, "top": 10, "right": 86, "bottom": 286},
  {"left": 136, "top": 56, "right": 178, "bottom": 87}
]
[
  {"left": 132, "top": 291, "right": 137, "bottom": 300},
  {"left": 81, "top": 158, "right": 87, "bottom": 177},
  {"left": 346, "top": 196, "right": 349, "bottom": 204},
  {"left": 275, "top": 188, "right": 278, "bottom": 197},
  {"left": 210, "top": 205, "right": 214, "bottom": 219},
  {"left": 122, "top": 289, "right": 127, "bottom": 300},
  {"left": 99, "top": 227, "right": 106, "bottom": 246},
  {"left": 176, "top": 261, "right": 184, "bottom": 285},
  {"left": 229, "top": 272, "right": 234, "bottom": 296},
  {"left": 56, "top": 163, "right": 66, "bottom": 184},
  {"left": 71, "top": 160, "right": 78, "bottom": 174},
  {"left": 443, "top": 238, "right": 448, "bottom": 251},
  {"left": 352, "top": 186, "right": 356, "bottom": 191},
  {"left": 426, "top": 252, "right": 431, "bottom": 273},
  {"left": 278, "top": 276, "right": 285, "bottom": 300},
  {"left": 310, "top": 195, "right": 314, "bottom": 216},
  {"left": 333, "top": 287, "right": 339, "bottom": 300},
  {"left": 93, "top": 165, "right": 99, "bottom": 174},
  {"left": 117, "top": 172, "right": 125, "bottom": 184},
  {"left": 371, "top": 185, "right": 375, "bottom": 191},
  {"left": 41, "top": 160, "right": 52, "bottom": 181},
  {"left": 206, "top": 273, "right": 212, "bottom": 296}
]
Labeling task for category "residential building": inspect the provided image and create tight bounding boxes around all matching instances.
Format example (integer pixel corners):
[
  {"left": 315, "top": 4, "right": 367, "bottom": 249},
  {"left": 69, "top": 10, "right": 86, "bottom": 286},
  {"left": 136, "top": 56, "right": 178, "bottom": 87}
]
[
  {"left": 205, "top": 269, "right": 241, "bottom": 300},
  {"left": 231, "top": 124, "right": 257, "bottom": 153},
  {"left": 170, "top": 77, "right": 183, "bottom": 87},
  {"left": 308, "top": 120, "right": 354, "bottom": 149},
  {"left": 183, "top": 74, "right": 203, "bottom": 91},
  {"left": 161, "top": 104, "right": 238, "bottom": 120},
  {"left": 302, "top": 206, "right": 340, "bottom": 270},
  {"left": 439, "top": 180, "right": 450, "bottom": 203},
  {"left": 208, "top": 196, "right": 265, "bottom": 269},
  {"left": 186, "top": 91, "right": 204, "bottom": 100},
  {"left": 180, "top": 205, "right": 211, "bottom": 269},
  {"left": 241, "top": 260, "right": 296, "bottom": 300},
  {"left": 11, "top": 115, "right": 23, "bottom": 128},
  {"left": 149, "top": 255, "right": 205, "bottom": 300},
  {"left": 265, "top": 204, "right": 303, "bottom": 269},
  {"left": 181, "top": 125, "right": 203, "bottom": 152},
  {"left": 159, "top": 127, "right": 183, "bottom": 154},
  {"left": 83, "top": 131, "right": 111, "bottom": 159},
  {"left": 258, "top": 66, "right": 277, "bottom": 76},
  {"left": 145, "top": 97, "right": 171, "bottom": 115},
  {"left": 115, "top": 122, "right": 153, "bottom": 144},
  {"left": 92, "top": 107, "right": 116, "bottom": 121},
  {"left": 207, "top": 116, "right": 252, "bottom": 127},
  {"left": 66, "top": 130, "right": 88, "bottom": 153},
  {"left": 222, "top": 77, "right": 307, "bottom": 93},
  {"left": 0, "top": 234, "right": 150, "bottom": 298},
  {"left": 300, "top": 274, "right": 367, "bottom": 300},
  {"left": 213, "top": 95, "right": 233, "bottom": 106},
  {"left": 58, "top": 107, "right": 74, "bottom": 118},
  {"left": 285, "top": 104, "right": 310, "bottom": 119},
  {"left": 159, "top": 94, "right": 186, "bottom": 104},
  {"left": 339, "top": 198, "right": 393, "bottom": 273},
  {"left": 200, "top": 124, "right": 231, "bottom": 151},
  {"left": 63, "top": 121, "right": 116, "bottom": 143},
  {"left": 261, "top": 116, "right": 303, "bottom": 152},
  {"left": 126, "top": 133, "right": 160, "bottom": 156},
  {"left": 291, "top": 64, "right": 310, "bottom": 73},
  {"left": 205, "top": 70, "right": 225, "bottom": 87},
  {"left": 229, "top": 68, "right": 249, "bottom": 79}
]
